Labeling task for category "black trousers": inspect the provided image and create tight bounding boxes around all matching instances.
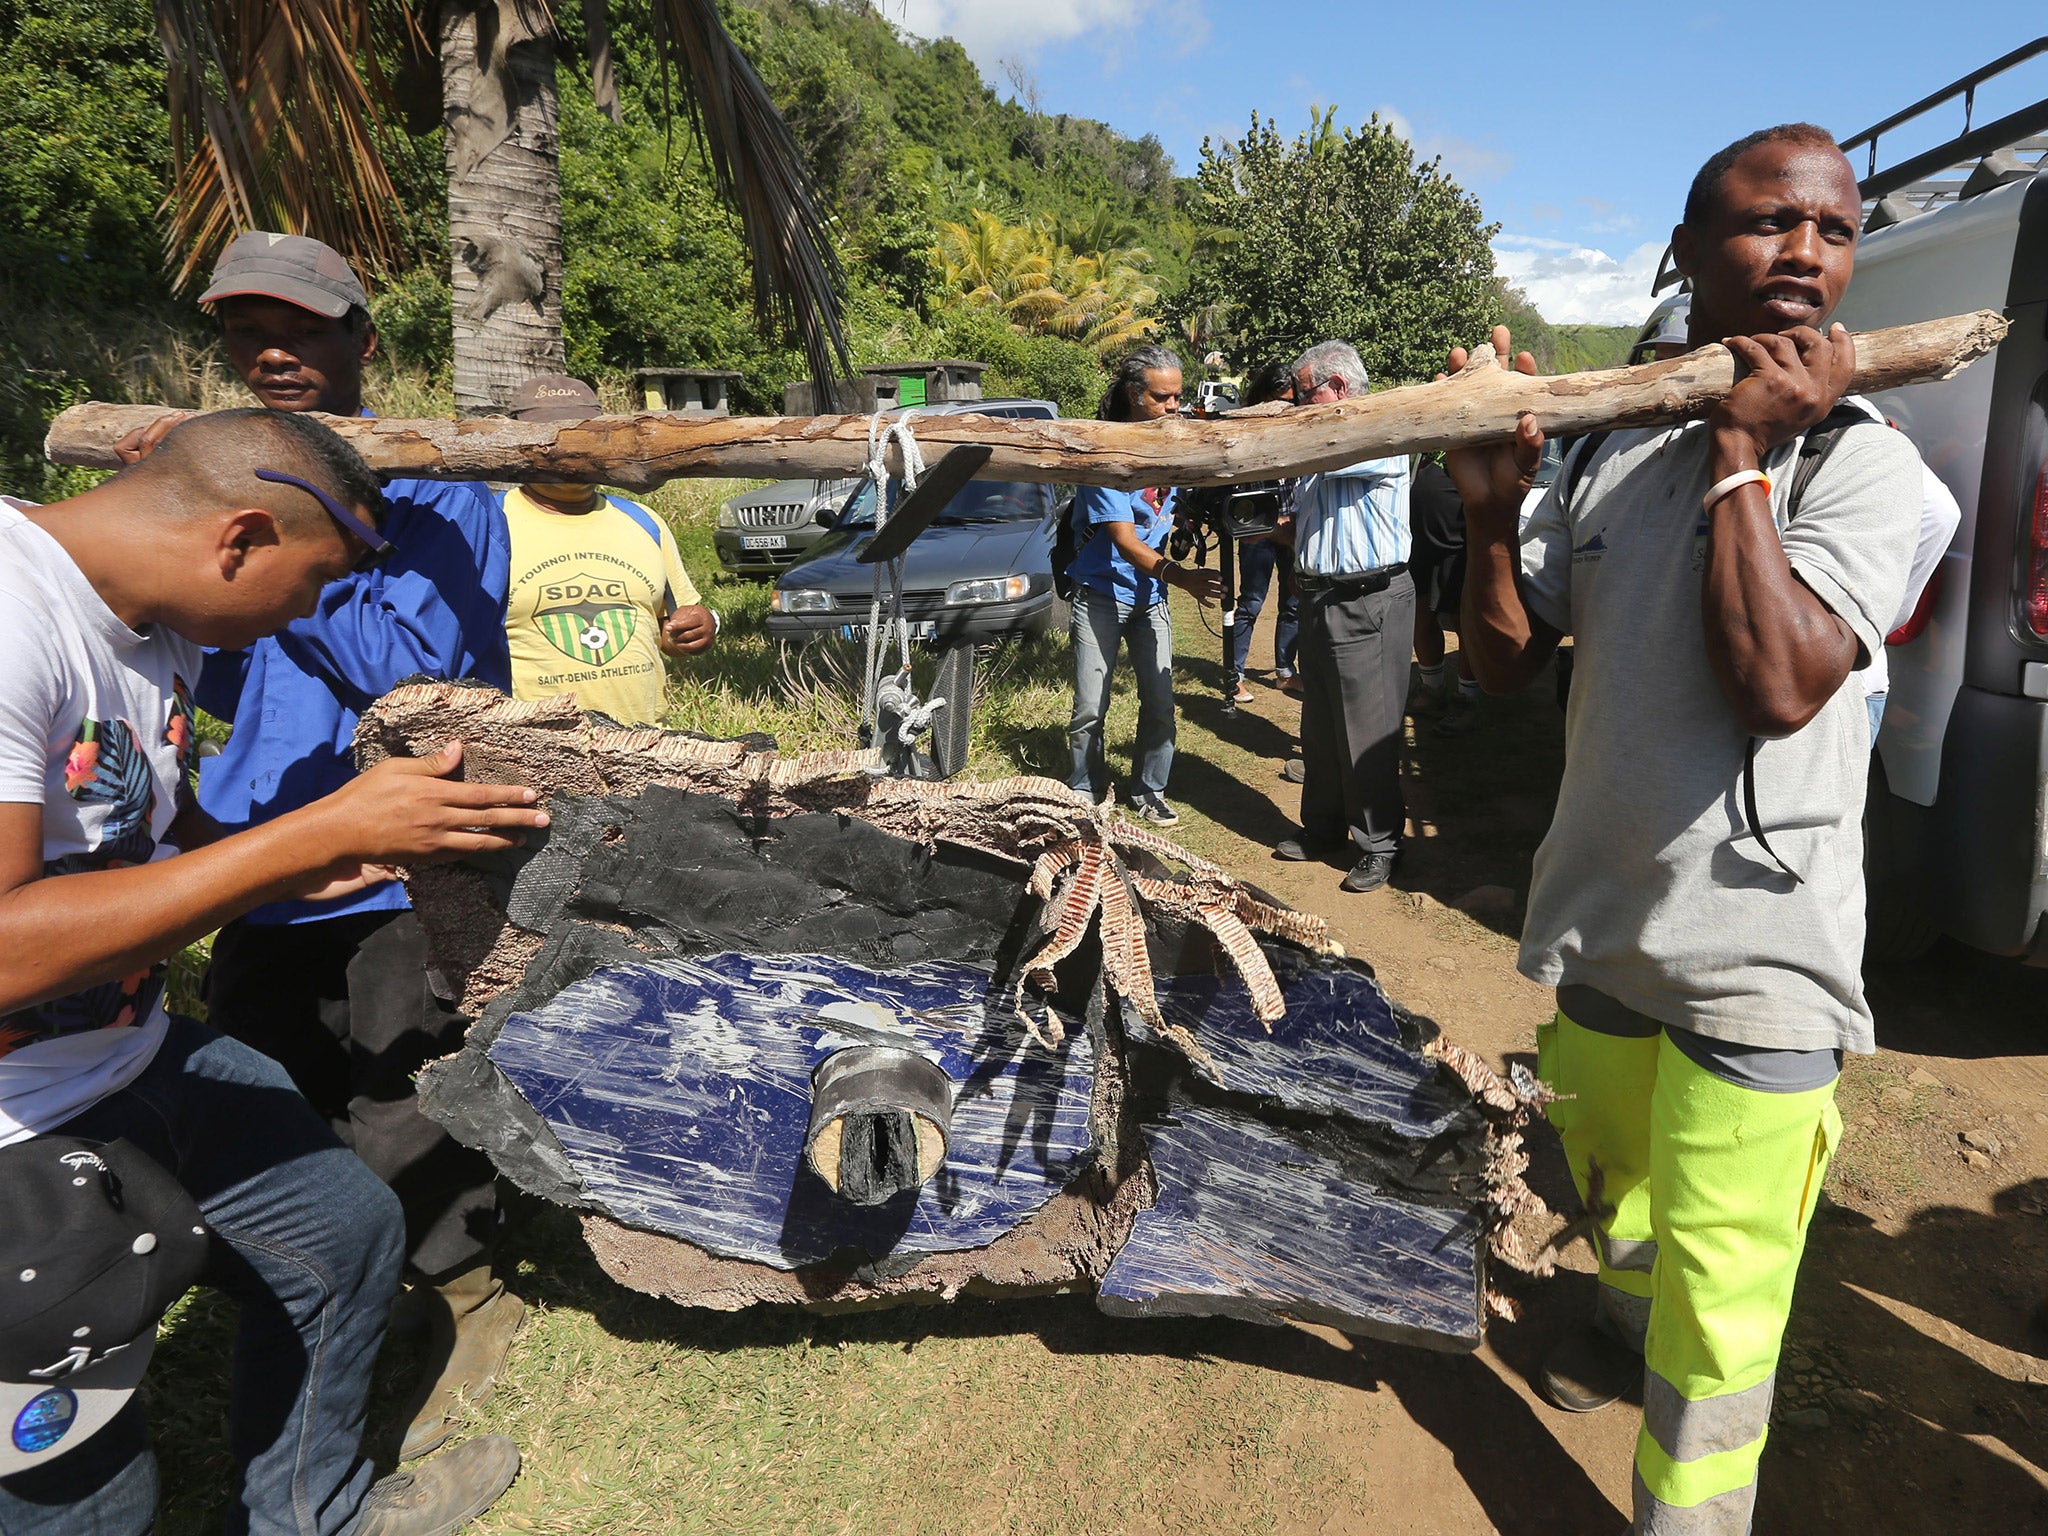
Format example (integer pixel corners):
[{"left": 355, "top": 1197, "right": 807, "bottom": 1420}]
[
  {"left": 1297, "top": 570, "right": 1414, "bottom": 858},
  {"left": 205, "top": 908, "right": 497, "bottom": 1278}
]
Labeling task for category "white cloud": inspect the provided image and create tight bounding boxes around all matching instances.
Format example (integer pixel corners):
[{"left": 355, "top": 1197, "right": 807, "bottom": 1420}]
[
  {"left": 888, "top": 0, "right": 1172, "bottom": 66},
  {"left": 1493, "top": 235, "right": 1667, "bottom": 327},
  {"left": 1375, "top": 104, "right": 1513, "bottom": 184}
]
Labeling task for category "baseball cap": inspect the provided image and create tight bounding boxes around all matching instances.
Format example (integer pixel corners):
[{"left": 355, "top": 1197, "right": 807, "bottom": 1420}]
[
  {"left": 0, "top": 1138, "right": 209, "bottom": 1476},
  {"left": 508, "top": 375, "right": 603, "bottom": 424},
  {"left": 198, "top": 232, "right": 370, "bottom": 320}
]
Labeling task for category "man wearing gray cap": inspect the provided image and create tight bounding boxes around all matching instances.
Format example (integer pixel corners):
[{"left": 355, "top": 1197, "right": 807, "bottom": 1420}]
[{"left": 121, "top": 231, "right": 524, "bottom": 1463}]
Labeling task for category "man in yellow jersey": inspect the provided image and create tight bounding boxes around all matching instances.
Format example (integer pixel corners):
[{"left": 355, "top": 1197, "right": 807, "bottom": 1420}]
[{"left": 502, "top": 376, "right": 717, "bottom": 725}]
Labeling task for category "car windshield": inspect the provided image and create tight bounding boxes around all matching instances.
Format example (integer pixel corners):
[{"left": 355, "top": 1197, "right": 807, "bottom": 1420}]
[{"left": 836, "top": 479, "right": 1052, "bottom": 529}]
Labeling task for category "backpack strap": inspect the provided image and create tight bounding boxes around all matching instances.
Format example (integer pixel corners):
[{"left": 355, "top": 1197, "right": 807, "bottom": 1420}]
[
  {"left": 612, "top": 497, "right": 675, "bottom": 608},
  {"left": 1784, "top": 402, "right": 1873, "bottom": 517},
  {"left": 1558, "top": 430, "right": 1612, "bottom": 513},
  {"left": 1736, "top": 401, "right": 1883, "bottom": 885},
  {"left": 614, "top": 496, "right": 665, "bottom": 547}
]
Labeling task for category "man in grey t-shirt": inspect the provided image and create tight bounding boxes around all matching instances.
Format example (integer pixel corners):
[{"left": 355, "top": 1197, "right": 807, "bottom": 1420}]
[{"left": 1449, "top": 125, "right": 1922, "bottom": 1535}]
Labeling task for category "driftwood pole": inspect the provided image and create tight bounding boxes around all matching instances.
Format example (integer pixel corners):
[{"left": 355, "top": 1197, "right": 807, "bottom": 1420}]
[{"left": 45, "top": 311, "right": 2008, "bottom": 492}]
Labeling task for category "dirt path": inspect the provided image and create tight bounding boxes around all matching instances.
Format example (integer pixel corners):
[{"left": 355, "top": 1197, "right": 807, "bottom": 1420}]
[{"left": 1154, "top": 596, "right": 2048, "bottom": 1535}]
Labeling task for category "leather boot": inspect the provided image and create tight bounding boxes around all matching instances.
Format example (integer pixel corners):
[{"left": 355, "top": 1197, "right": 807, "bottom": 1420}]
[
  {"left": 399, "top": 1264, "right": 527, "bottom": 1462},
  {"left": 357, "top": 1434, "right": 521, "bottom": 1536}
]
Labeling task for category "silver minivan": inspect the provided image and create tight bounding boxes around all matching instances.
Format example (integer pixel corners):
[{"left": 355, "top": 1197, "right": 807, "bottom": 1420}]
[
  {"left": 1815, "top": 57, "right": 2048, "bottom": 960},
  {"left": 713, "top": 477, "right": 859, "bottom": 579}
]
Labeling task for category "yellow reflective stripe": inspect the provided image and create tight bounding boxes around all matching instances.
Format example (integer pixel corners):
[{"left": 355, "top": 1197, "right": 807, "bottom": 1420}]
[
  {"left": 1635, "top": 1417, "right": 1765, "bottom": 1509},
  {"left": 1643, "top": 1368, "right": 1774, "bottom": 1462}
]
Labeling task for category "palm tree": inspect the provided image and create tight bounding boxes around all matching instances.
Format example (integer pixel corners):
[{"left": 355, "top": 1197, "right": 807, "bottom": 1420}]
[
  {"left": 154, "top": 0, "right": 848, "bottom": 411},
  {"left": 935, "top": 211, "right": 1160, "bottom": 359}
]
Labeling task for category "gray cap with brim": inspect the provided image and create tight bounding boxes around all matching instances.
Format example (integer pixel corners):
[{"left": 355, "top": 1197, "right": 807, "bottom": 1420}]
[{"left": 198, "top": 232, "right": 369, "bottom": 320}]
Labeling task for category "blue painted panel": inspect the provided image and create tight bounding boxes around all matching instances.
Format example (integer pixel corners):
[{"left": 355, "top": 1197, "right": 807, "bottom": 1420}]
[
  {"left": 1145, "top": 964, "right": 1469, "bottom": 1140},
  {"left": 1099, "top": 1100, "right": 1484, "bottom": 1349},
  {"left": 488, "top": 951, "right": 1095, "bottom": 1268}
]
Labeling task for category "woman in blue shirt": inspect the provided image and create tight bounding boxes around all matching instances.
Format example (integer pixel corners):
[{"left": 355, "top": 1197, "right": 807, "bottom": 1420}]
[{"left": 1065, "top": 345, "right": 1221, "bottom": 825}]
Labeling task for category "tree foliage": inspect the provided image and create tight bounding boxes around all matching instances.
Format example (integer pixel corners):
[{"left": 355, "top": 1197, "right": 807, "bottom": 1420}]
[
  {"left": 1493, "top": 282, "right": 1635, "bottom": 374},
  {"left": 935, "top": 211, "right": 1159, "bottom": 358},
  {"left": 1179, "top": 110, "right": 1502, "bottom": 383}
]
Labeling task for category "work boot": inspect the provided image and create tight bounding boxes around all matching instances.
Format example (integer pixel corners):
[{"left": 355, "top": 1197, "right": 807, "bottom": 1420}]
[
  {"left": 1539, "top": 1321, "right": 1643, "bottom": 1413},
  {"left": 356, "top": 1434, "right": 520, "bottom": 1536},
  {"left": 399, "top": 1264, "right": 528, "bottom": 1462}
]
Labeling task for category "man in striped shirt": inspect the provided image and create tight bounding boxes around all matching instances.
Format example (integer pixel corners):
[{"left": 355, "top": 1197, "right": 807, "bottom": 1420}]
[{"left": 1272, "top": 341, "right": 1415, "bottom": 894}]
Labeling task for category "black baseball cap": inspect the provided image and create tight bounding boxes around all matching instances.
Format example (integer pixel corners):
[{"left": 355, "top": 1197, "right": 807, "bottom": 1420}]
[
  {"left": 198, "top": 232, "right": 371, "bottom": 320},
  {"left": 0, "top": 1138, "right": 208, "bottom": 1475}
]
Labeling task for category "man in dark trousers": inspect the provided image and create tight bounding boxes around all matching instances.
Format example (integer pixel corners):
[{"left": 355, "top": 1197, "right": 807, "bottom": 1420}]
[
  {"left": 1450, "top": 125, "right": 1922, "bottom": 1532},
  {"left": 1271, "top": 340, "right": 1414, "bottom": 894},
  {"left": 121, "top": 232, "right": 522, "bottom": 1461},
  {"left": 0, "top": 409, "right": 538, "bottom": 1533}
]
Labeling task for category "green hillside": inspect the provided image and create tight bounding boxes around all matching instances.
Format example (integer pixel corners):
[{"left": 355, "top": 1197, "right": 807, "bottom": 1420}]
[{"left": 0, "top": 0, "right": 1630, "bottom": 492}]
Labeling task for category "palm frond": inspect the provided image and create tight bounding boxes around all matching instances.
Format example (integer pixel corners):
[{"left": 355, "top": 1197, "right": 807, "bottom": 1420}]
[
  {"left": 649, "top": 0, "right": 850, "bottom": 392},
  {"left": 156, "top": 1, "right": 419, "bottom": 292}
]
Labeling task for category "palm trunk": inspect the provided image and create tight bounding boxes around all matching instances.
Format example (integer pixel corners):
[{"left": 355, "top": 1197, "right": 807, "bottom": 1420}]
[{"left": 441, "top": 0, "right": 566, "bottom": 413}]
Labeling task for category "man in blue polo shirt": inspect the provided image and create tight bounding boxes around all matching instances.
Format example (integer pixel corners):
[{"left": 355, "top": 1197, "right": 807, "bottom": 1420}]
[
  {"left": 123, "top": 233, "right": 521, "bottom": 1462},
  {"left": 1272, "top": 340, "right": 1415, "bottom": 895}
]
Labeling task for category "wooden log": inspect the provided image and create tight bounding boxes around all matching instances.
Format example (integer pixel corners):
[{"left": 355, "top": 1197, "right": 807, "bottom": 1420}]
[{"left": 44, "top": 310, "right": 2007, "bottom": 492}]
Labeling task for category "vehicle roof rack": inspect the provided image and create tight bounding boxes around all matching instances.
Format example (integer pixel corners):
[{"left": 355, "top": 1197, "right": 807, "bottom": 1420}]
[{"left": 1653, "top": 37, "right": 2048, "bottom": 294}]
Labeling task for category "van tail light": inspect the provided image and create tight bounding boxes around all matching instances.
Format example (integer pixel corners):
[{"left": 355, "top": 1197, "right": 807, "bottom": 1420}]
[
  {"left": 1887, "top": 568, "right": 1941, "bottom": 646},
  {"left": 2028, "top": 466, "right": 2048, "bottom": 638}
]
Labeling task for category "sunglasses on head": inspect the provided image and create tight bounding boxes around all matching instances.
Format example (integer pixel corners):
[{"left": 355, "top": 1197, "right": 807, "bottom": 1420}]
[{"left": 253, "top": 468, "right": 393, "bottom": 573}]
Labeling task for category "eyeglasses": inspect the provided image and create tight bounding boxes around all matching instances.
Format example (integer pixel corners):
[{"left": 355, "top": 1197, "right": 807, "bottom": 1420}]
[{"left": 253, "top": 468, "right": 393, "bottom": 573}]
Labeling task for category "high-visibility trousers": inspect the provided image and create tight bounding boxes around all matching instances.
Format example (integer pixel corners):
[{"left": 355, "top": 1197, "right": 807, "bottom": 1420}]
[{"left": 1539, "top": 1009, "right": 1842, "bottom": 1535}]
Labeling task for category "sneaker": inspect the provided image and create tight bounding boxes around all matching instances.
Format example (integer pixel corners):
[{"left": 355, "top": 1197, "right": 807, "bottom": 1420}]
[
  {"left": 1538, "top": 1323, "right": 1643, "bottom": 1414},
  {"left": 1129, "top": 794, "right": 1180, "bottom": 828},
  {"left": 1434, "top": 694, "right": 1484, "bottom": 737},
  {"left": 356, "top": 1435, "right": 521, "bottom": 1536},
  {"left": 1340, "top": 850, "right": 1397, "bottom": 893},
  {"left": 1279, "top": 760, "right": 1306, "bottom": 785}
]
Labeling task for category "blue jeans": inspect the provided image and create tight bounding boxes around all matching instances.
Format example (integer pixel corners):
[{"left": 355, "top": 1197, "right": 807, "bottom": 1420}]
[
  {"left": 1228, "top": 538, "right": 1299, "bottom": 682},
  {"left": 1867, "top": 690, "right": 1887, "bottom": 746},
  {"left": 0, "top": 1016, "right": 405, "bottom": 1536},
  {"left": 1068, "top": 585, "right": 1176, "bottom": 800}
]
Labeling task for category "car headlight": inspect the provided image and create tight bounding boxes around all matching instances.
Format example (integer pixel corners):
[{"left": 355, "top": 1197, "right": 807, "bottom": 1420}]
[
  {"left": 717, "top": 505, "right": 740, "bottom": 529},
  {"left": 945, "top": 575, "right": 1032, "bottom": 606},
  {"left": 771, "top": 588, "right": 836, "bottom": 614}
]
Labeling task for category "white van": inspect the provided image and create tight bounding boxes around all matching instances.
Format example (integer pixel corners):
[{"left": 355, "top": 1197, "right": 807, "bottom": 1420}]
[
  {"left": 1805, "top": 53, "right": 2048, "bottom": 960},
  {"left": 1642, "top": 50, "right": 2048, "bottom": 959}
]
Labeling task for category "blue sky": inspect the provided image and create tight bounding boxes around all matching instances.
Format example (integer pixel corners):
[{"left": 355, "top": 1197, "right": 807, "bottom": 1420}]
[{"left": 890, "top": 3, "right": 2047, "bottom": 325}]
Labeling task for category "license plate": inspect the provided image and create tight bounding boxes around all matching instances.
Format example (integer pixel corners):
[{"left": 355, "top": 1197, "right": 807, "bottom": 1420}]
[
  {"left": 741, "top": 534, "right": 787, "bottom": 550},
  {"left": 839, "top": 621, "right": 938, "bottom": 641}
]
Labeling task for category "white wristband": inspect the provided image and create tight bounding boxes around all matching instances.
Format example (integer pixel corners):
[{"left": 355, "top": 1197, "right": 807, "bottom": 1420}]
[{"left": 1703, "top": 469, "right": 1772, "bottom": 512}]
